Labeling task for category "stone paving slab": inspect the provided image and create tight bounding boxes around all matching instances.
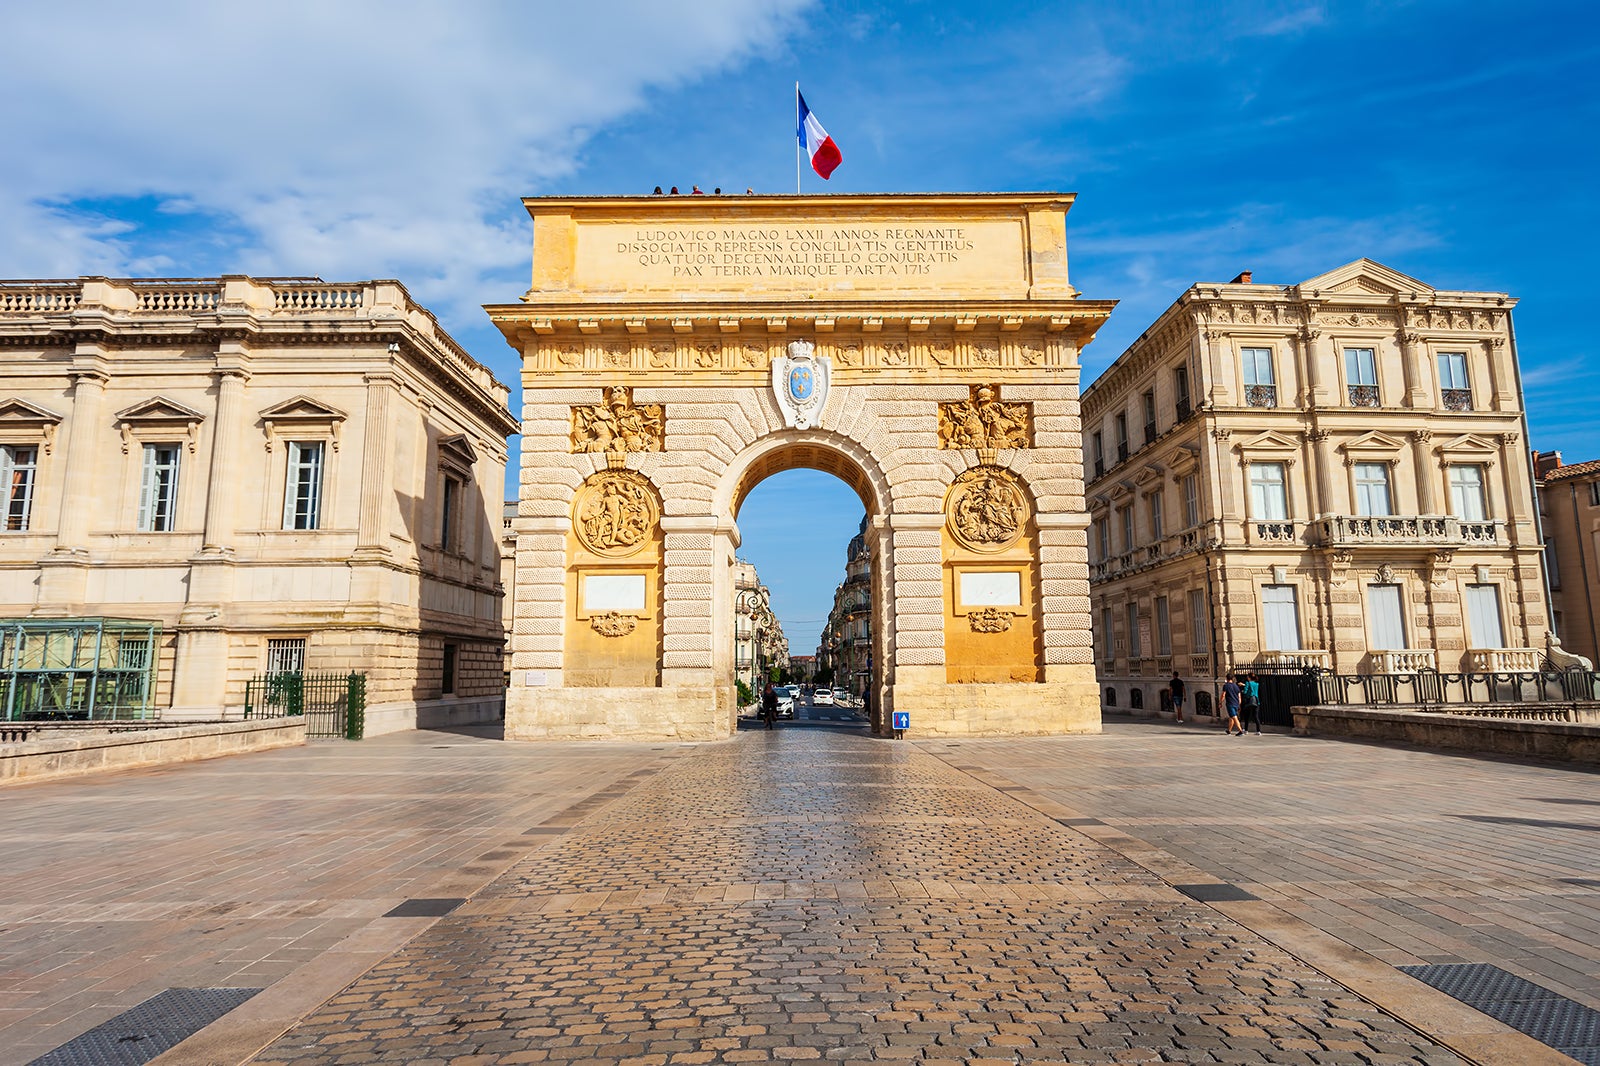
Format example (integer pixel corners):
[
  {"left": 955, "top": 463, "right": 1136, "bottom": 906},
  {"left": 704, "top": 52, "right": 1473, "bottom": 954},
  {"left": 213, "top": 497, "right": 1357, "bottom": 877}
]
[
  {"left": 925, "top": 721, "right": 1600, "bottom": 1016},
  {"left": 244, "top": 731, "right": 1517, "bottom": 1064},
  {"left": 0, "top": 728, "right": 670, "bottom": 1065}
]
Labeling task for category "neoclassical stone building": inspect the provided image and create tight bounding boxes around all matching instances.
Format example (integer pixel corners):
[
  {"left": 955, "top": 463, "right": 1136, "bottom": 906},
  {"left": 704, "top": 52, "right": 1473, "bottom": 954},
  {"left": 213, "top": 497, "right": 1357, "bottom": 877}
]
[
  {"left": 818, "top": 515, "right": 873, "bottom": 704},
  {"left": 0, "top": 276, "right": 517, "bottom": 730},
  {"left": 1537, "top": 452, "right": 1600, "bottom": 663},
  {"left": 732, "top": 557, "right": 787, "bottom": 696},
  {"left": 1083, "top": 261, "right": 1547, "bottom": 713}
]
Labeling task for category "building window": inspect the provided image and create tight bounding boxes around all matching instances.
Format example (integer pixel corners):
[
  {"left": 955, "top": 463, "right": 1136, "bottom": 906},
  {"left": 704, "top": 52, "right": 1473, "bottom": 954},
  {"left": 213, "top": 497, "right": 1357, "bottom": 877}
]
[
  {"left": 1149, "top": 490, "right": 1164, "bottom": 538},
  {"left": 1589, "top": 482, "right": 1600, "bottom": 508},
  {"left": 1115, "top": 413, "right": 1129, "bottom": 462},
  {"left": 441, "top": 473, "right": 462, "bottom": 552},
  {"left": 1142, "top": 390, "right": 1157, "bottom": 444},
  {"left": 1464, "top": 584, "right": 1505, "bottom": 648},
  {"left": 1119, "top": 504, "right": 1135, "bottom": 553},
  {"left": 1241, "top": 347, "right": 1277, "bottom": 407},
  {"left": 266, "top": 637, "right": 306, "bottom": 675},
  {"left": 442, "top": 643, "right": 458, "bottom": 695},
  {"left": 1094, "top": 516, "right": 1109, "bottom": 561},
  {"left": 1249, "top": 462, "right": 1288, "bottom": 521},
  {"left": 1438, "top": 351, "right": 1471, "bottom": 410},
  {"left": 1126, "top": 603, "right": 1142, "bottom": 658},
  {"left": 1091, "top": 431, "right": 1104, "bottom": 479},
  {"left": 1261, "top": 584, "right": 1302, "bottom": 651},
  {"left": 1354, "top": 462, "right": 1393, "bottom": 516},
  {"left": 1189, "top": 588, "right": 1209, "bottom": 653},
  {"left": 283, "top": 441, "right": 324, "bottom": 530},
  {"left": 1367, "top": 583, "right": 1406, "bottom": 650},
  {"left": 1448, "top": 464, "right": 1488, "bottom": 521},
  {"left": 1155, "top": 596, "right": 1171, "bottom": 656},
  {"left": 138, "top": 444, "right": 181, "bottom": 532},
  {"left": 1100, "top": 606, "right": 1114, "bottom": 661},
  {"left": 1174, "top": 366, "right": 1191, "bottom": 421},
  {"left": 2, "top": 445, "right": 38, "bottom": 532},
  {"left": 1545, "top": 538, "right": 1561, "bottom": 590},
  {"left": 1345, "top": 347, "right": 1379, "bottom": 407},
  {"left": 1183, "top": 473, "right": 1199, "bottom": 529}
]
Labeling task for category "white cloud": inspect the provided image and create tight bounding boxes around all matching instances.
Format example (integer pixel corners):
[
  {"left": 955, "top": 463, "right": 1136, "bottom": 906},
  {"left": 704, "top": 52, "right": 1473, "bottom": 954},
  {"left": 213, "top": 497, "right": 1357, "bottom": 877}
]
[{"left": 0, "top": 0, "right": 812, "bottom": 319}]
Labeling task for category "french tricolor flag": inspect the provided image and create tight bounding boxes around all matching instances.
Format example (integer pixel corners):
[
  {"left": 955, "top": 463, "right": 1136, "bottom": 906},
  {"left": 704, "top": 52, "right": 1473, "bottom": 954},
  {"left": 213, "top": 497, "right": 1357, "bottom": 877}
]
[{"left": 797, "top": 88, "right": 842, "bottom": 180}]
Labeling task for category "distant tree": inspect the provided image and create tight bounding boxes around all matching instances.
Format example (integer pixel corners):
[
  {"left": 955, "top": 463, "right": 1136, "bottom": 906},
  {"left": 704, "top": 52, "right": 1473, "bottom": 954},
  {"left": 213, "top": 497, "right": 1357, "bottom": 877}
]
[{"left": 736, "top": 679, "right": 753, "bottom": 707}]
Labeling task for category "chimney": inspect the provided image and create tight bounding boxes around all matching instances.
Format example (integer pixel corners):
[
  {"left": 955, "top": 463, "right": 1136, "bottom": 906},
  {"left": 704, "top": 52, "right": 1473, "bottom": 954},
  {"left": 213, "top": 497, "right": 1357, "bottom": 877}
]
[
  {"left": 1533, "top": 449, "right": 1563, "bottom": 479},
  {"left": 1230, "top": 270, "right": 1253, "bottom": 285}
]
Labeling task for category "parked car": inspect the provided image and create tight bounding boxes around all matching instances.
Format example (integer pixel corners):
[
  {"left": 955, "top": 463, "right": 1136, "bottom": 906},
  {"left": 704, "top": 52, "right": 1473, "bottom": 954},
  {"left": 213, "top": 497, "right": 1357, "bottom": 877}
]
[{"left": 832, "top": 688, "right": 853, "bottom": 706}]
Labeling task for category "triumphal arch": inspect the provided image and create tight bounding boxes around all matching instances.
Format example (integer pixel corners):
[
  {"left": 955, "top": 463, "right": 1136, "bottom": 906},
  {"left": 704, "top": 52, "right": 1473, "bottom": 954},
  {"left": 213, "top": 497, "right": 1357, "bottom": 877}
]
[{"left": 489, "top": 193, "right": 1114, "bottom": 740}]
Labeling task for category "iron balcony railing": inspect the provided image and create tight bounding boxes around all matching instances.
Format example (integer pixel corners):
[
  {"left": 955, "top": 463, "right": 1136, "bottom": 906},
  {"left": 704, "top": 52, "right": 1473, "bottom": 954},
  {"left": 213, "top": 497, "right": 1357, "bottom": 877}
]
[{"left": 1244, "top": 384, "right": 1278, "bottom": 408}]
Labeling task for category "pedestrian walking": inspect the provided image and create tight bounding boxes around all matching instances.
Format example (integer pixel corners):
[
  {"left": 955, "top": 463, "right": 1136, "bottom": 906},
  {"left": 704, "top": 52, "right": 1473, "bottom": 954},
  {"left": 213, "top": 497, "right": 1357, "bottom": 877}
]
[
  {"left": 1221, "top": 674, "right": 1243, "bottom": 735},
  {"left": 1241, "top": 671, "right": 1262, "bottom": 734},
  {"left": 761, "top": 683, "right": 778, "bottom": 730},
  {"left": 1168, "top": 672, "right": 1186, "bottom": 723}
]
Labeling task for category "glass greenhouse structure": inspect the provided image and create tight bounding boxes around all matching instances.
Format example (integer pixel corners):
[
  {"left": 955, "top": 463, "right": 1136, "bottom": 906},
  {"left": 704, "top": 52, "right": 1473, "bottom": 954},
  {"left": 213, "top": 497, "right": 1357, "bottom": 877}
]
[{"left": 0, "top": 618, "right": 161, "bottom": 721}]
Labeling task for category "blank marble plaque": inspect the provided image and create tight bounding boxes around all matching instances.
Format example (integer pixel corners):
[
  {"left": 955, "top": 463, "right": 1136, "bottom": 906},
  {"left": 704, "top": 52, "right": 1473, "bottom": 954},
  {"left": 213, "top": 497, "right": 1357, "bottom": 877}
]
[
  {"left": 584, "top": 574, "right": 646, "bottom": 611},
  {"left": 958, "top": 570, "right": 1022, "bottom": 607}
]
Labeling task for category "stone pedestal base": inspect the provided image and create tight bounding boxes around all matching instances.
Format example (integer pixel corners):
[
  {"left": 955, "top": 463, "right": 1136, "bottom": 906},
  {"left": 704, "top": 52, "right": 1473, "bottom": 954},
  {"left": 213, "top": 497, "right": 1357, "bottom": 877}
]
[{"left": 506, "top": 684, "right": 739, "bottom": 742}]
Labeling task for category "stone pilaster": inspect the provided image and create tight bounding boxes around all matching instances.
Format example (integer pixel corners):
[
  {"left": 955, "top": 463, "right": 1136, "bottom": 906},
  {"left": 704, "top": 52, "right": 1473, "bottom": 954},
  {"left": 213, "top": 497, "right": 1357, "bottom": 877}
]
[
  {"left": 355, "top": 372, "right": 395, "bottom": 556},
  {"left": 200, "top": 358, "right": 250, "bottom": 554},
  {"left": 52, "top": 359, "right": 109, "bottom": 553},
  {"left": 1410, "top": 429, "right": 1435, "bottom": 513}
]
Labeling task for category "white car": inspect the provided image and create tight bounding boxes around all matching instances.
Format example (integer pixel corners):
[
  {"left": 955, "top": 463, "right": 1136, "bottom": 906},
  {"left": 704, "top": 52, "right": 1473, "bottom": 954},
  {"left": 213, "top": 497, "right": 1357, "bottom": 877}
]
[
  {"left": 813, "top": 689, "right": 834, "bottom": 706},
  {"left": 776, "top": 693, "right": 795, "bottom": 718},
  {"left": 832, "top": 688, "right": 852, "bottom": 706}
]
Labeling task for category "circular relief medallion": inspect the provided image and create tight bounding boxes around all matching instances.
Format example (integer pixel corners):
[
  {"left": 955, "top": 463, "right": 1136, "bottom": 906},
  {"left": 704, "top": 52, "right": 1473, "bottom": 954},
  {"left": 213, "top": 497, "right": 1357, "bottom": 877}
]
[
  {"left": 572, "top": 470, "right": 659, "bottom": 557},
  {"left": 945, "top": 468, "right": 1028, "bottom": 553}
]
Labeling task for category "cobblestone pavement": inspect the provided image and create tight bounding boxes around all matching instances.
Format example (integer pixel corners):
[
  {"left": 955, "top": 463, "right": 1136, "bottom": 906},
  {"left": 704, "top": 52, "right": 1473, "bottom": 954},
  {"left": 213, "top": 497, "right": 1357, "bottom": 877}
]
[
  {"left": 247, "top": 730, "right": 1503, "bottom": 1065},
  {"left": 0, "top": 728, "right": 669, "bottom": 1065},
  {"left": 926, "top": 720, "right": 1600, "bottom": 1016}
]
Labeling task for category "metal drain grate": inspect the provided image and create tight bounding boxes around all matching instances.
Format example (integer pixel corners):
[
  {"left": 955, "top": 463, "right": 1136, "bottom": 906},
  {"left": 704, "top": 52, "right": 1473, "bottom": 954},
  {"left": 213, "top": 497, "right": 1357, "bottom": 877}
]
[
  {"left": 1400, "top": 963, "right": 1600, "bottom": 1065},
  {"left": 30, "top": 987, "right": 260, "bottom": 1066},
  {"left": 383, "top": 897, "right": 465, "bottom": 917},
  {"left": 1174, "top": 883, "right": 1258, "bottom": 902}
]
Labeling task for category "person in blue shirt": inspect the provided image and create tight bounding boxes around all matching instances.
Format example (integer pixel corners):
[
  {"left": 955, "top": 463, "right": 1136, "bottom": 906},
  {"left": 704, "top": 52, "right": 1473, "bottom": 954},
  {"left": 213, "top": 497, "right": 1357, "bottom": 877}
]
[
  {"left": 1221, "top": 674, "right": 1243, "bottom": 735},
  {"left": 1241, "top": 672, "right": 1262, "bottom": 734}
]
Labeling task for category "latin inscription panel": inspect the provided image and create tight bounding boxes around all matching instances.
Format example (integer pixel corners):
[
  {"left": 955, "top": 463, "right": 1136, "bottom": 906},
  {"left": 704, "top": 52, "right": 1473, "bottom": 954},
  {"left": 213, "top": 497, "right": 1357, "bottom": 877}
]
[{"left": 571, "top": 218, "right": 1027, "bottom": 295}]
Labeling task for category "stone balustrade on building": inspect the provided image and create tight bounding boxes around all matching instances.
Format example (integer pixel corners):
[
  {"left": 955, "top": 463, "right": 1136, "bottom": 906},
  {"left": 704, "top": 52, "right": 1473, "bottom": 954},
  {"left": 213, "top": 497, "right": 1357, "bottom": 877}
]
[
  {"left": 1466, "top": 647, "right": 1543, "bottom": 672},
  {"left": 1371, "top": 648, "right": 1438, "bottom": 673},
  {"left": 1308, "top": 514, "right": 1503, "bottom": 548}
]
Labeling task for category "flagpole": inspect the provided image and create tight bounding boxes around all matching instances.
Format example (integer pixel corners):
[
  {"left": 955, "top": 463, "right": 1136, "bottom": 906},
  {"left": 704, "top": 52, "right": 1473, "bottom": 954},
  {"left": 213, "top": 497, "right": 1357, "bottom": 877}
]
[{"left": 795, "top": 82, "right": 802, "bottom": 195}]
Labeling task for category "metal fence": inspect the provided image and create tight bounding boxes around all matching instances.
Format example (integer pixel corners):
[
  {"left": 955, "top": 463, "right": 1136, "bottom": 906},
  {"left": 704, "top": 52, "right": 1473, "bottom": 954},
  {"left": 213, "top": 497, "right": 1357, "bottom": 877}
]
[
  {"left": 1248, "top": 663, "right": 1600, "bottom": 723},
  {"left": 244, "top": 672, "right": 366, "bottom": 739}
]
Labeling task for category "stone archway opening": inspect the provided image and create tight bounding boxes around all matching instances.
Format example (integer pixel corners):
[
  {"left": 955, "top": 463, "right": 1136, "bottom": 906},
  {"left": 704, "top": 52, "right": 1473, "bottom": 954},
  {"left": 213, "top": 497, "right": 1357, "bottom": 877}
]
[{"left": 727, "top": 441, "right": 880, "bottom": 733}]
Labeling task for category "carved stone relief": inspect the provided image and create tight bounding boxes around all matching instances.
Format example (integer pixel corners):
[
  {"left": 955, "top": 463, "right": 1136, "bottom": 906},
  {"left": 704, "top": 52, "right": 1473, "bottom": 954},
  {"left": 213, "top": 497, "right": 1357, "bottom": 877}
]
[
  {"left": 968, "top": 607, "right": 1015, "bottom": 633},
  {"left": 590, "top": 611, "right": 638, "bottom": 637},
  {"left": 938, "top": 384, "right": 1032, "bottom": 450},
  {"left": 946, "top": 467, "right": 1029, "bottom": 553},
  {"left": 571, "top": 386, "right": 664, "bottom": 456},
  {"left": 572, "top": 470, "right": 660, "bottom": 557}
]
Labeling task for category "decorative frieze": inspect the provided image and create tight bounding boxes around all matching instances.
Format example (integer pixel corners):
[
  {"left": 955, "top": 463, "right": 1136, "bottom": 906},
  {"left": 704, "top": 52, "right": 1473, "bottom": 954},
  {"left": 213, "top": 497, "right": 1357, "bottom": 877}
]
[
  {"left": 968, "top": 607, "right": 1015, "bottom": 633},
  {"left": 589, "top": 611, "right": 638, "bottom": 637}
]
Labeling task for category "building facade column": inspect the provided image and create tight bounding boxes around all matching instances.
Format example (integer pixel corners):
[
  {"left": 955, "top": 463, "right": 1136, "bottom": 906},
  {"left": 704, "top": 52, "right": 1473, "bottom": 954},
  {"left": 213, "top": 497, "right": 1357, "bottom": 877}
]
[
  {"left": 1410, "top": 429, "right": 1435, "bottom": 513},
  {"left": 1400, "top": 329, "right": 1427, "bottom": 408},
  {"left": 52, "top": 360, "right": 110, "bottom": 553},
  {"left": 355, "top": 372, "right": 395, "bottom": 555},
  {"left": 200, "top": 358, "right": 250, "bottom": 553},
  {"left": 1308, "top": 428, "right": 1334, "bottom": 517}
]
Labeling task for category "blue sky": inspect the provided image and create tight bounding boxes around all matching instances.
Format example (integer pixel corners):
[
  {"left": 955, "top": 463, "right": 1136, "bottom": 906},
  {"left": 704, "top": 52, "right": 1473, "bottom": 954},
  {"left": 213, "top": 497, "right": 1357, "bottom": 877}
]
[{"left": 2, "top": 1, "right": 1596, "bottom": 654}]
